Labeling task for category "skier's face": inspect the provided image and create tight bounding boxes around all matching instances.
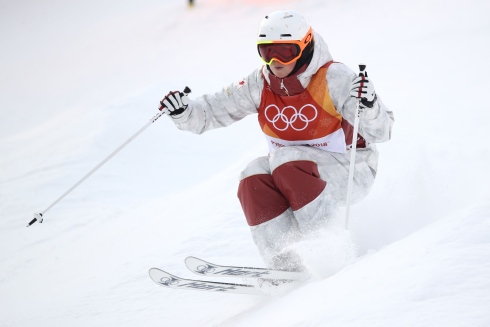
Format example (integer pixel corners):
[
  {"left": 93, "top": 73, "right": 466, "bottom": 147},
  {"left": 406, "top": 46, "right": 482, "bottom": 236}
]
[{"left": 269, "top": 60, "right": 296, "bottom": 78}]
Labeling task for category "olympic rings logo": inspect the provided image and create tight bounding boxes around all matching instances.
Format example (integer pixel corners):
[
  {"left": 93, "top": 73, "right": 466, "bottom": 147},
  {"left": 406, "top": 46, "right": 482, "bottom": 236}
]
[{"left": 264, "top": 104, "right": 318, "bottom": 131}]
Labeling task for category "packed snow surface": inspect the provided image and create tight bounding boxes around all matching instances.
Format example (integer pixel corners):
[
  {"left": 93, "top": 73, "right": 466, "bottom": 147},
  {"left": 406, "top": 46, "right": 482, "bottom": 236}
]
[{"left": 1, "top": 0, "right": 489, "bottom": 326}]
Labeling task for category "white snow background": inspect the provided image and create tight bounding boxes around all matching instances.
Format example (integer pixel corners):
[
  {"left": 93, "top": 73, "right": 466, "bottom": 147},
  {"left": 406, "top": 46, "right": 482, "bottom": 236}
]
[{"left": 1, "top": 0, "right": 490, "bottom": 326}]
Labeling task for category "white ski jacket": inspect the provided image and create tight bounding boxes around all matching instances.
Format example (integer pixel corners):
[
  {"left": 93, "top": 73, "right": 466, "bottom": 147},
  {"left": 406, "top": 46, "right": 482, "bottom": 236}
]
[{"left": 169, "top": 30, "right": 394, "bottom": 174}]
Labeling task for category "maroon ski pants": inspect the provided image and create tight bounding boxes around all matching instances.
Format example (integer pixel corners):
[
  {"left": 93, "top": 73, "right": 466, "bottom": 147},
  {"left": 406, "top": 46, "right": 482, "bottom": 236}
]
[{"left": 238, "top": 159, "right": 326, "bottom": 227}]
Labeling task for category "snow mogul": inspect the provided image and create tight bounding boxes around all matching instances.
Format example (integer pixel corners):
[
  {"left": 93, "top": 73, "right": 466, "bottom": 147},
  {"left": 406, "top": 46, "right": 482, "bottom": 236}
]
[{"left": 159, "top": 10, "right": 394, "bottom": 271}]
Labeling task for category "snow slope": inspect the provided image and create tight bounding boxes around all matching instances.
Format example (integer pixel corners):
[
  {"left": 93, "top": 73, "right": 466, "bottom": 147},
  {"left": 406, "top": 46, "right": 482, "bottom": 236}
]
[{"left": 1, "top": 0, "right": 489, "bottom": 326}]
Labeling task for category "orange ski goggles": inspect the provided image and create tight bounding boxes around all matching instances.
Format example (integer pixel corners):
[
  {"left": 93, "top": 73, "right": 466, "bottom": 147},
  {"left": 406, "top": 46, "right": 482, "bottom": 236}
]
[{"left": 257, "top": 27, "right": 313, "bottom": 65}]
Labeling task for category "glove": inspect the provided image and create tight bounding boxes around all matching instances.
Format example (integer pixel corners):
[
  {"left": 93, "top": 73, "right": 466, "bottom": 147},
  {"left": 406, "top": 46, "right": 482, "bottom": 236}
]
[
  {"left": 349, "top": 73, "right": 377, "bottom": 108},
  {"left": 159, "top": 90, "right": 189, "bottom": 116}
]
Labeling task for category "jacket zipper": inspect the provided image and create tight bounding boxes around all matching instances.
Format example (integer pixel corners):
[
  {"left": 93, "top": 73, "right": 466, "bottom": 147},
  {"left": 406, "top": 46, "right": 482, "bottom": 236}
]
[{"left": 280, "top": 79, "right": 290, "bottom": 96}]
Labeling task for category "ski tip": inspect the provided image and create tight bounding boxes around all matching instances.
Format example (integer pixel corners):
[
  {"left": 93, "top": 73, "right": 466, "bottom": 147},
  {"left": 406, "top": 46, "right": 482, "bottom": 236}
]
[
  {"left": 149, "top": 268, "right": 175, "bottom": 283},
  {"left": 184, "top": 256, "right": 202, "bottom": 266},
  {"left": 149, "top": 267, "right": 167, "bottom": 276},
  {"left": 148, "top": 267, "right": 159, "bottom": 277}
]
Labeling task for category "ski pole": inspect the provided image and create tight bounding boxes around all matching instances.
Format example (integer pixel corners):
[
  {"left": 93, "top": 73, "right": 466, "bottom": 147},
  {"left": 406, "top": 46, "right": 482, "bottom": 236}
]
[
  {"left": 345, "top": 64, "right": 366, "bottom": 229},
  {"left": 27, "top": 86, "right": 191, "bottom": 227}
]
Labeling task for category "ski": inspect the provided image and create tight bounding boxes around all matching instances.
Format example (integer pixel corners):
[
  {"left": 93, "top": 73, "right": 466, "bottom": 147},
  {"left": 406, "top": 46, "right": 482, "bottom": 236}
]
[
  {"left": 184, "top": 256, "right": 308, "bottom": 280},
  {"left": 149, "top": 257, "right": 308, "bottom": 295},
  {"left": 149, "top": 268, "right": 263, "bottom": 295}
]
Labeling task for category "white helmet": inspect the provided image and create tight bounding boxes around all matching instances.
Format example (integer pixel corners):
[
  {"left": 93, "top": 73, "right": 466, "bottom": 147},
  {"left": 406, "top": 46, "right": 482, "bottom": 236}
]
[{"left": 257, "top": 10, "right": 311, "bottom": 43}]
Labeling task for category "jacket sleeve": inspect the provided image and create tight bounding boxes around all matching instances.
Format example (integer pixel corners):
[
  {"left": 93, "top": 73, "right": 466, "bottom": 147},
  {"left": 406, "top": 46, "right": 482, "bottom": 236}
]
[
  {"left": 168, "top": 69, "right": 264, "bottom": 134},
  {"left": 327, "top": 63, "right": 394, "bottom": 144}
]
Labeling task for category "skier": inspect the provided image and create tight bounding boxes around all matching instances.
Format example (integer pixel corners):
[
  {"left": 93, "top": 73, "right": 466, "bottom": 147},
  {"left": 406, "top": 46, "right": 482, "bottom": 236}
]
[{"left": 159, "top": 10, "right": 394, "bottom": 271}]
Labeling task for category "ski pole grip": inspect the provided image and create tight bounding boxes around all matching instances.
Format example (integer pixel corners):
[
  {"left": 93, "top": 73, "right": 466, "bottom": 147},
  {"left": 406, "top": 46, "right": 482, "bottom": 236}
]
[
  {"left": 183, "top": 86, "right": 192, "bottom": 95},
  {"left": 359, "top": 64, "right": 366, "bottom": 77}
]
